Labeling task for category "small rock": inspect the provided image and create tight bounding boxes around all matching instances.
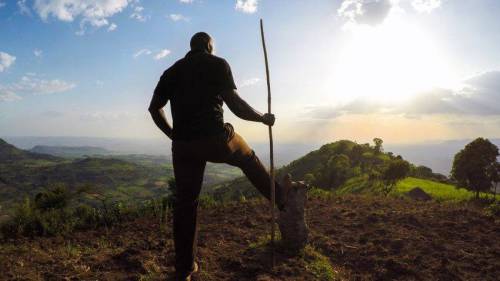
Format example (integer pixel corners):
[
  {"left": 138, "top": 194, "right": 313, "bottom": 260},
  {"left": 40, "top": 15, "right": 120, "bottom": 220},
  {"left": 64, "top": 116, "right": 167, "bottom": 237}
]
[{"left": 406, "top": 187, "right": 432, "bottom": 201}]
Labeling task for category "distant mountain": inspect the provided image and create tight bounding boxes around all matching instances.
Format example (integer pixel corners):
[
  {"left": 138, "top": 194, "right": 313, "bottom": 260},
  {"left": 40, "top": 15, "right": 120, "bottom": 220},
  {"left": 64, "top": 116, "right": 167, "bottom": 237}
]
[
  {"left": 2, "top": 136, "right": 319, "bottom": 167},
  {"left": 30, "top": 145, "right": 113, "bottom": 158},
  {"left": 6, "top": 136, "right": 499, "bottom": 174},
  {"left": 0, "top": 138, "right": 59, "bottom": 163},
  {"left": 3, "top": 136, "right": 171, "bottom": 156}
]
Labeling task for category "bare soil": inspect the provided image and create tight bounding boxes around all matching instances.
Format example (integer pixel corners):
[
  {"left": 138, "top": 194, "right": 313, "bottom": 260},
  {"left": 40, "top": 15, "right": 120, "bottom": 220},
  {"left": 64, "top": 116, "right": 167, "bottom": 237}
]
[{"left": 1, "top": 195, "right": 499, "bottom": 280}]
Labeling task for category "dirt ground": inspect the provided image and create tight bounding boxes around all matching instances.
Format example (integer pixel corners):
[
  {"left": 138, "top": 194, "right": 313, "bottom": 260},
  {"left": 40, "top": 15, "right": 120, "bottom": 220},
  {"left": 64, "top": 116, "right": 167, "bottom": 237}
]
[{"left": 1, "top": 195, "right": 499, "bottom": 280}]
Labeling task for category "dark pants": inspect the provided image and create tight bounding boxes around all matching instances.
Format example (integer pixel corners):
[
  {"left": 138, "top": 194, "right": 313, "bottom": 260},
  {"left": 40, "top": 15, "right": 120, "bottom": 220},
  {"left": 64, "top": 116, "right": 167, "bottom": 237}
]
[{"left": 171, "top": 128, "right": 284, "bottom": 276}]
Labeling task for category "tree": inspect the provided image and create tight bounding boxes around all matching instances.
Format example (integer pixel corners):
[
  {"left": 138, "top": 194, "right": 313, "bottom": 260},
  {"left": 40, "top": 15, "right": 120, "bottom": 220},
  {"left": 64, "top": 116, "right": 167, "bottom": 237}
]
[
  {"left": 381, "top": 159, "right": 410, "bottom": 196},
  {"left": 318, "top": 154, "right": 351, "bottom": 189},
  {"left": 487, "top": 162, "right": 500, "bottom": 199},
  {"left": 373, "top": 138, "right": 383, "bottom": 154},
  {"left": 451, "top": 138, "right": 499, "bottom": 199},
  {"left": 413, "top": 165, "right": 434, "bottom": 179},
  {"left": 303, "top": 173, "right": 316, "bottom": 186},
  {"left": 350, "top": 144, "right": 364, "bottom": 165}
]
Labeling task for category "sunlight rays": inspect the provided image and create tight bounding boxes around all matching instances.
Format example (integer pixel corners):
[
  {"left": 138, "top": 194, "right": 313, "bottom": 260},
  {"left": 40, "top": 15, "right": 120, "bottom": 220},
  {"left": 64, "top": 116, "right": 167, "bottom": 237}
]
[{"left": 333, "top": 9, "right": 455, "bottom": 104}]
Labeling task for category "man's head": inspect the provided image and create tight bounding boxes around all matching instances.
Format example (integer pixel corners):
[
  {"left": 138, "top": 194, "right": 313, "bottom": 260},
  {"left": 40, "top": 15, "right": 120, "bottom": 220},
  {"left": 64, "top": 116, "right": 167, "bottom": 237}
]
[{"left": 190, "top": 32, "right": 214, "bottom": 54}]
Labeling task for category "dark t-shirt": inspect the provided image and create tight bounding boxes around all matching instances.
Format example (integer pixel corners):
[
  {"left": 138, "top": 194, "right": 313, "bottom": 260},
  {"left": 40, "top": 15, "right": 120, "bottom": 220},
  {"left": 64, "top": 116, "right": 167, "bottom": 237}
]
[{"left": 153, "top": 50, "right": 237, "bottom": 141}]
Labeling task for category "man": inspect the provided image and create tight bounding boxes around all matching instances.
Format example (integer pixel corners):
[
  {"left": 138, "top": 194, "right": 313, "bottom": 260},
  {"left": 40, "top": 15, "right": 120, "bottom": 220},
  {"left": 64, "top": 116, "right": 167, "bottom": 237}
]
[{"left": 149, "top": 32, "right": 296, "bottom": 280}]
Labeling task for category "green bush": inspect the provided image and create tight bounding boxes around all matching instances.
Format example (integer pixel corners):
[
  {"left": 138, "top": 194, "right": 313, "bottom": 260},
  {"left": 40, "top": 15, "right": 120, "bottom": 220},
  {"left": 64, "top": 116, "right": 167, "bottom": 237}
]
[
  {"left": 486, "top": 201, "right": 500, "bottom": 216},
  {"left": 34, "top": 184, "right": 70, "bottom": 210},
  {"left": 0, "top": 191, "right": 175, "bottom": 239},
  {"left": 199, "top": 195, "right": 218, "bottom": 208}
]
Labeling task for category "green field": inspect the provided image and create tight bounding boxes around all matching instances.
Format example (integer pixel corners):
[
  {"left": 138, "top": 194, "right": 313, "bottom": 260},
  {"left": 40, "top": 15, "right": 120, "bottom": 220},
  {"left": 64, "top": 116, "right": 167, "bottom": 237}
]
[{"left": 395, "top": 177, "right": 494, "bottom": 202}]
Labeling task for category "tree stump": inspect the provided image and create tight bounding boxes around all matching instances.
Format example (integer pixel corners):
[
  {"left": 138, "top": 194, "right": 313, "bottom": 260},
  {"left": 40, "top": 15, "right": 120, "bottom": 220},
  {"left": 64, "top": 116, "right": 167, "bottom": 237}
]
[{"left": 278, "top": 174, "right": 309, "bottom": 253}]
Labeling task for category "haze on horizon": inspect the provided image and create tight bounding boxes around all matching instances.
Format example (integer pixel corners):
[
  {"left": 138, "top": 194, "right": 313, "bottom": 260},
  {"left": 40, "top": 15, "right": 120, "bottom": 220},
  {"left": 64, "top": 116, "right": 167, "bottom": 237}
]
[{"left": 1, "top": 0, "right": 500, "bottom": 145}]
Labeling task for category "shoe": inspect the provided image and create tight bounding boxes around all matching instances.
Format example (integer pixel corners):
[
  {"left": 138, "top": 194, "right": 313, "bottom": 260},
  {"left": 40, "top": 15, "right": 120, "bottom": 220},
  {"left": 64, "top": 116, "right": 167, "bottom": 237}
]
[
  {"left": 278, "top": 174, "right": 309, "bottom": 252},
  {"left": 177, "top": 262, "right": 199, "bottom": 281}
]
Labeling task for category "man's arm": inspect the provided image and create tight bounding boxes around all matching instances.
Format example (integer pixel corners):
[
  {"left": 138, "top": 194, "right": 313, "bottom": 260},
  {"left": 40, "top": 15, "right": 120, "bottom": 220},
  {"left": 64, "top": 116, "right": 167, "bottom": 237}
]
[
  {"left": 148, "top": 70, "right": 174, "bottom": 139},
  {"left": 221, "top": 89, "right": 275, "bottom": 126}
]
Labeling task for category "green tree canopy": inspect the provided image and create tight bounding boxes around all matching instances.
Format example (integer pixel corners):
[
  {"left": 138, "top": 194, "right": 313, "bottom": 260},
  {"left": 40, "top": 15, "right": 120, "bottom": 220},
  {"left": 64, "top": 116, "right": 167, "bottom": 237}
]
[
  {"left": 451, "top": 138, "right": 499, "bottom": 199},
  {"left": 381, "top": 159, "right": 410, "bottom": 196},
  {"left": 373, "top": 138, "right": 384, "bottom": 154}
]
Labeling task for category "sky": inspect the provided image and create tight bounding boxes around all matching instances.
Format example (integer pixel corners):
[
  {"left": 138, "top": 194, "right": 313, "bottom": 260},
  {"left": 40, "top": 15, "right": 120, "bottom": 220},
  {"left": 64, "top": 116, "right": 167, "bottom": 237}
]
[{"left": 1, "top": 0, "right": 500, "bottom": 145}]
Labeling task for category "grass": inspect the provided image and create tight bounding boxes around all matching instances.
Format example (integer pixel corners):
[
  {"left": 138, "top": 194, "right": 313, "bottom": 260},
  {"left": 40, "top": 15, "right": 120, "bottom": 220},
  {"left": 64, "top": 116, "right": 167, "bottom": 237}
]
[
  {"left": 313, "top": 176, "right": 496, "bottom": 203},
  {"left": 395, "top": 177, "right": 482, "bottom": 202},
  {"left": 303, "top": 246, "right": 338, "bottom": 281},
  {"left": 247, "top": 234, "right": 339, "bottom": 281}
]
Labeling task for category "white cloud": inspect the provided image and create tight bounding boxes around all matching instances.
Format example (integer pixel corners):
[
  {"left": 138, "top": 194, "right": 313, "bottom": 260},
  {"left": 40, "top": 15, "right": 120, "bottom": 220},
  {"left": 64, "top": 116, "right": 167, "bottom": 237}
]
[
  {"left": 0, "top": 75, "right": 75, "bottom": 102},
  {"left": 130, "top": 5, "right": 147, "bottom": 21},
  {"left": 235, "top": 0, "right": 258, "bottom": 14},
  {"left": 338, "top": 0, "right": 392, "bottom": 26},
  {"left": 13, "top": 76, "right": 76, "bottom": 95},
  {"left": 133, "top": 48, "right": 152, "bottom": 58},
  {"left": 33, "top": 0, "right": 129, "bottom": 33},
  {"left": 33, "top": 49, "right": 43, "bottom": 57},
  {"left": 306, "top": 70, "right": 500, "bottom": 119},
  {"left": 179, "top": 0, "right": 193, "bottom": 3},
  {"left": 240, "top": 78, "right": 260, "bottom": 88},
  {"left": 0, "top": 1, "right": 6, "bottom": 8},
  {"left": 17, "top": 0, "right": 31, "bottom": 15},
  {"left": 412, "top": 0, "right": 441, "bottom": 13},
  {"left": 107, "top": 22, "right": 117, "bottom": 31},
  {"left": 0, "top": 51, "right": 16, "bottom": 72},
  {"left": 169, "top": 13, "right": 189, "bottom": 22},
  {"left": 154, "top": 49, "right": 171, "bottom": 60},
  {"left": 0, "top": 87, "right": 22, "bottom": 102}
]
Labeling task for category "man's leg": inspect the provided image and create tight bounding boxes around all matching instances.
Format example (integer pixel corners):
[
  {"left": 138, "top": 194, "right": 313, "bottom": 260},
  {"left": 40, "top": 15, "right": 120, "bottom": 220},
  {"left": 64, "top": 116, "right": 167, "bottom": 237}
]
[
  {"left": 224, "top": 133, "right": 286, "bottom": 210},
  {"left": 172, "top": 141, "right": 206, "bottom": 278}
]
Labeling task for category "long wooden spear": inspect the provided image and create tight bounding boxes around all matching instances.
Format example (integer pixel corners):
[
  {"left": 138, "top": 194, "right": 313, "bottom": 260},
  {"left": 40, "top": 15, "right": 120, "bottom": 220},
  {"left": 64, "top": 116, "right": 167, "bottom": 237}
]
[{"left": 260, "top": 18, "right": 276, "bottom": 267}]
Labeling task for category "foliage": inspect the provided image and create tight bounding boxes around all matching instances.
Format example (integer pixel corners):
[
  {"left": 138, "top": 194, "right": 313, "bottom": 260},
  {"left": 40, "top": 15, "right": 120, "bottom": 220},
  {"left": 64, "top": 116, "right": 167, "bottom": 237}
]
[
  {"left": 485, "top": 201, "right": 500, "bottom": 216},
  {"left": 451, "top": 138, "right": 499, "bottom": 199},
  {"left": 0, "top": 138, "right": 241, "bottom": 217},
  {"left": 373, "top": 138, "right": 383, "bottom": 154},
  {"left": 381, "top": 159, "right": 410, "bottom": 196},
  {"left": 199, "top": 195, "right": 218, "bottom": 208},
  {"left": 211, "top": 139, "right": 427, "bottom": 200}
]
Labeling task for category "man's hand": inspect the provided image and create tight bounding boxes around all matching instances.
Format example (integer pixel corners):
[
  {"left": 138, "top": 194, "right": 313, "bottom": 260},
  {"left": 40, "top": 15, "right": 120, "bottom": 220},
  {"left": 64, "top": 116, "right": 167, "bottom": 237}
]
[{"left": 262, "top": 113, "right": 275, "bottom": 126}]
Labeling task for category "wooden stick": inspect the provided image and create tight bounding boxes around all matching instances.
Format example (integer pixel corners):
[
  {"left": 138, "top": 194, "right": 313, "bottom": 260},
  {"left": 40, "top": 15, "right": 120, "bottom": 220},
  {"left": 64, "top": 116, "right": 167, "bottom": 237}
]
[{"left": 260, "top": 18, "right": 276, "bottom": 268}]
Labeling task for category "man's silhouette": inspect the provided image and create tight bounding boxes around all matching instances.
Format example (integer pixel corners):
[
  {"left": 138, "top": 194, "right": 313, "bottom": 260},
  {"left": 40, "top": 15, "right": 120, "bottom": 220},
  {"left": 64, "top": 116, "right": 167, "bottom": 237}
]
[{"left": 149, "top": 32, "right": 288, "bottom": 280}]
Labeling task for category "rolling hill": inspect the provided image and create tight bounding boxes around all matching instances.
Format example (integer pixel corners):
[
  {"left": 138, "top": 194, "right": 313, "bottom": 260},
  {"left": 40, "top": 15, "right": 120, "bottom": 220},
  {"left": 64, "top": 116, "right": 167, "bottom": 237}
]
[
  {"left": 0, "top": 139, "right": 241, "bottom": 215},
  {"left": 206, "top": 140, "right": 450, "bottom": 202}
]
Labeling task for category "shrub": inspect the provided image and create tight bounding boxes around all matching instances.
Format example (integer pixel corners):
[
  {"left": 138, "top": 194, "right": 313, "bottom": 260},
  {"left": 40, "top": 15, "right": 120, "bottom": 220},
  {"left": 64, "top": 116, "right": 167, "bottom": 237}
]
[{"left": 199, "top": 195, "right": 218, "bottom": 208}]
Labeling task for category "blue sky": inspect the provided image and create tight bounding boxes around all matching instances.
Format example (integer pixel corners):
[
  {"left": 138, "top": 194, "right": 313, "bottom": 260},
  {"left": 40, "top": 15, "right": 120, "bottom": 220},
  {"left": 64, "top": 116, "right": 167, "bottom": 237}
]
[{"left": 1, "top": 0, "right": 500, "bottom": 144}]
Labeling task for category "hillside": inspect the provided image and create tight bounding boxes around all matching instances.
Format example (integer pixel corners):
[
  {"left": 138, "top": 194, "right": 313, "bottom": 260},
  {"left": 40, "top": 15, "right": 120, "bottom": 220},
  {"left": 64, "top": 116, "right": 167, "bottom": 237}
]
[
  {"left": 206, "top": 140, "right": 447, "bottom": 202},
  {"left": 0, "top": 138, "right": 60, "bottom": 163},
  {"left": 1, "top": 195, "right": 498, "bottom": 280},
  {"left": 0, "top": 139, "right": 241, "bottom": 215}
]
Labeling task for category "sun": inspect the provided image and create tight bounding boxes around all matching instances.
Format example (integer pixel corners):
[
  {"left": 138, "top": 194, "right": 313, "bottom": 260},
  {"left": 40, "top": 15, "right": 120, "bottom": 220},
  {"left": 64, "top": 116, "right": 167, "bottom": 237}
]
[{"left": 332, "top": 11, "right": 455, "bottom": 105}]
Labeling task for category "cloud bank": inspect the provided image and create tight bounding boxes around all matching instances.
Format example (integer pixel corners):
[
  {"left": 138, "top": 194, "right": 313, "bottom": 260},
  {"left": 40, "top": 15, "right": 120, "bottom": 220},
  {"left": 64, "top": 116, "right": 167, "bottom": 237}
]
[
  {"left": 33, "top": 0, "right": 129, "bottom": 32},
  {"left": 306, "top": 71, "right": 500, "bottom": 119},
  {"left": 338, "top": 0, "right": 442, "bottom": 26},
  {"left": 0, "top": 75, "right": 75, "bottom": 103}
]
